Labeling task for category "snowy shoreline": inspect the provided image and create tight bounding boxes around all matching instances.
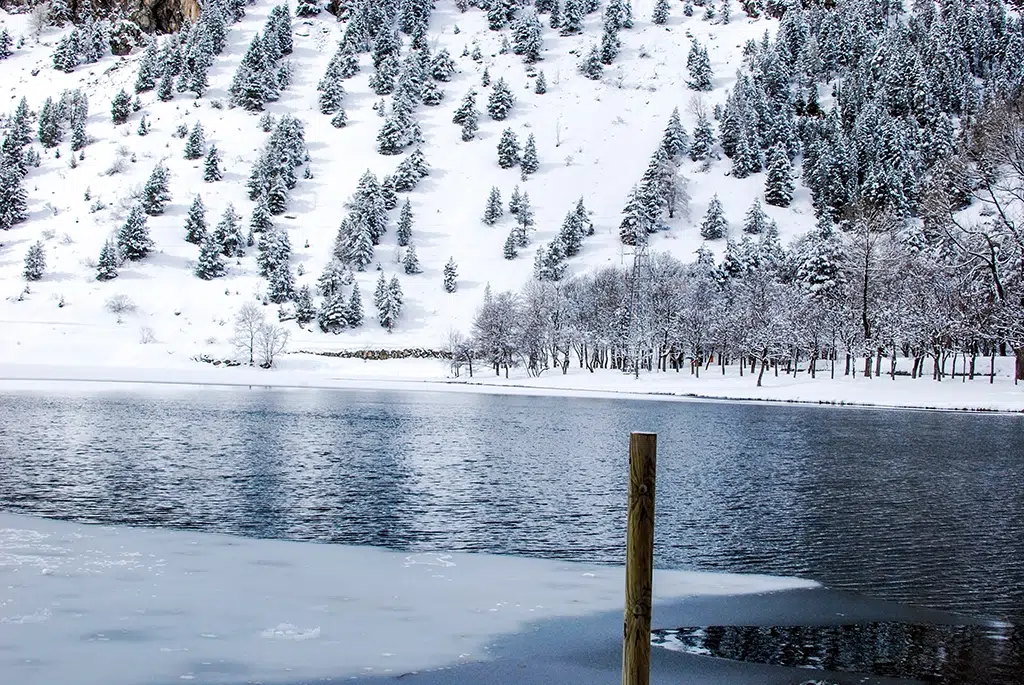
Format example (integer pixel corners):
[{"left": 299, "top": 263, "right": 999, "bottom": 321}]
[{"left": 1, "top": 354, "right": 1022, "bottom": 413}]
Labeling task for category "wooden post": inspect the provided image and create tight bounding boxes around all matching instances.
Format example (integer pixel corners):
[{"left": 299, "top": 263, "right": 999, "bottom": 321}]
[{"left": 622, "top": 432, "right": 657, "bottom": 685}]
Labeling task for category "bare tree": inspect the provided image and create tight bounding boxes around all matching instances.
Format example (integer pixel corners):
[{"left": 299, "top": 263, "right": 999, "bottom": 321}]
[
  {"left": 255, "top": 323, "right": 290, "bottom": 368},
  {"left": 29, "top": 4, "right": 49, "bottom": 39},
  {"left": 231, "top": 301, "right": 265, "bottom": 366}
]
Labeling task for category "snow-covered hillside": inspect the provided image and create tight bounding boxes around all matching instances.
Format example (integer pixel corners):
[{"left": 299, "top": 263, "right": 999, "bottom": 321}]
[{"left": 0, "top": 0, "right": 804, "bottom": 360}]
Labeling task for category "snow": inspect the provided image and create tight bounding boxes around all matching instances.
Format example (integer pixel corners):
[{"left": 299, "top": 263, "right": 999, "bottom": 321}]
[
  {"left": 0, "top": 4, "right": 1019, "bottom": 411},
  {"left": 1, "top": 353, "right": 1022, "bottom": 412},
  {"left": 0, "top": 513, "right": 817, "bottom": 685}
]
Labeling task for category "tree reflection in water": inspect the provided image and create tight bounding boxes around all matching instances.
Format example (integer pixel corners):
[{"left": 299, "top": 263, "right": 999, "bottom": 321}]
[{"left": 653, "top": 621, "right": 1021, "bottom": 684}]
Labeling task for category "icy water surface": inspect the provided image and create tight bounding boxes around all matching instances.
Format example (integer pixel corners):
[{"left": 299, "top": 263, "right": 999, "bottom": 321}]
[{"left": 1, "top": 385, "right": 1022, "bottom": 681}]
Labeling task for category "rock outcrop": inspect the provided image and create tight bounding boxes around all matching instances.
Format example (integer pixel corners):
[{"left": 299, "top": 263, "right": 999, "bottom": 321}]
[{"left": 0, "top": 0, "right": 200, "bottom": 33}]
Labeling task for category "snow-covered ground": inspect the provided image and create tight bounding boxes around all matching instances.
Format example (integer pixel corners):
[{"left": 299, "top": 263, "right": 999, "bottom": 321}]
[
  {"left": 1, "top": 351, "right": 1022, "bottom": 412},
  {"left": 0, "top": 513, "right": 817, "bottom": 685},
  {"left": 1, "top": 3, "right": 1020, "bottom": 411}
]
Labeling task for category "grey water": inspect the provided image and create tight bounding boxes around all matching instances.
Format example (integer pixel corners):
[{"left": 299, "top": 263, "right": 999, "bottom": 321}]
[{"left": 0, "top": 386, "right": 1022, "bottom": 681}]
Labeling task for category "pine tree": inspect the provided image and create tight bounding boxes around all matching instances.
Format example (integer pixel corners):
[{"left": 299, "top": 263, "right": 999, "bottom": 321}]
[
  {"left": 535, "top": 71, "right": 547, "bottom": 94},
  {"left": 0, "top": 28, "right": 14, "bottom": 59},
  {"left": 509, "top": 185, "right": 523, "bottom": 215},
  {"left": 203, "top": 145, "right": 223, "bottom": 182},
  {"left": 346, "top": 283, "right": 364, "bottom": 327},
  {"left": 422, "top": 79, "right": 444, "bottom": 106},
  {"left": 430, "top": 49, "right": 456, "bottom": 81},
  {"left": 487, "top": 78, "right": 515, "bottom": 120},
  {"left": 9, "top": 98, "right": 31, "bottom": 148},
  {"left": 599, "top": 21, "right": 619, "bottom": 65},
  {"left": 70, "top": 115, "right": 87, "bottom": 152},
  {"left": 318, "top": 288, "right": 348, "bottom": 333},
  {"left": 266, "top": 174, "right": 289, "bottom": 215},
  {"left": 23, "top": 241, "right": 45, "bottom": 281},
  {"left": 135, "top": 41, "right": 160, "bottom": 92},
  {"left": 194, "top": 231, "right": 226, "bottom": 279},
  {"left": 52, "top": 33, "right": 79, "bottom": 73},
  {"left": 764, "top": 142, "right": 794, "bottom": 207},
  {"left": 374, "top": 271, "right": 387, "bottom": 309},
  {"left": 520, "top": 133, "right": 540, "bottom": 175},
  {"left": 37, "top": 98, "right": 62, "bottom": 148},
  {"left": 117, "top": 204, "right": 154, "bottom": 260},
  {"left": 96, "top": 239, "right": 119, "bottom": 281},
  {"left": 559, "top": 211, "right": 583, "bottom": 257},
  {"left": 481, "top": 66, "right": 491, "bottom": 87},
  {"left": 483, "top": 186, "right": 503, "bottom": 225},
  {"left": 686, "top": 39, "right": 713, "bottom": 91},
  {"left": 689, "top": 113, "right": 715, "bottom": 161},
  {"left": 141, "top": 164, "right": 171, "bottom": 215},
  {"left": 453, "top": 89, "right": 477, "bottom": 124},
  {"left": 443, "top": 257, "right": 457, "bottom": 292},
  {"left": 377, "top": 276, "right": 403, "bottom": 331},
  {"left": 700, "top": 194, "right": 728, "bottom": 240},
  {"left": 560, "top": 0, "right": 584, "bottom": 35},
  {"left": 111, "top": 90, "right": 132, "bottom": 125},
  {"left": 512, "top": 8, "right": 543, "bottom": 64},
  {"left": 184, "top": 195, "right": 208, "bottom": 244},
  {"left": 652, "top": 0, "right": 670, "bottom": 23},
  {"left": 403, "top": 244, "right": 422, "bottom": 274},
  {"left": 157, "top": 69, "right": 175, "bottom": 102},
  {"left": 397, "top": 199, "right": 413, "bottom": 246},
  {"left": 516, "top": 192, "right": 534, "bottom": 234},
  {"left": 461, "top": 107, "right": 479, "bottom": 142},
  {"left": 369, "top": 54, "right": 399, "bottom": 95},
  {"left": 137, "top": 116, "right": 150, "bottom": 136},
  {"left": 250, "top": 195, "right": 274, "bottom": 235},
  {"left": 184, "top": 122, "right": 206, "bottom": 160},
  {"left": 504, "top": 231, "right": 519, "bottom": 259},
  {"left": 267, "top": 263, "right": 294, "bottom": 303},
  {"left": 549, "top": 0, "right": 561, "bottom": 28},
  {"left": 718, "top": 0, "right": 730, "bottom": 23},
  {"left": 293, "top": 284, "right": 316, "bottom": 324},
  {"left": 742, "top": 198, "right": 770, "bottom": 234},
  {"left": 296, "top": 0, "right": 321, "bottom": 16},
  {"left": 49, "top": 0, "right": 71, "bottom": 26},
  {"left": 497, "top": 128, "right": 520, "bottom": 169},
  {"left": 661, "top": 107, "right": 688, "bottom": 160},
  {"left": 380, "top": 175, "right": 398, "bottom": 210},
  {"left": 580, "top": 45, "right": 603, "bottom": 80}
]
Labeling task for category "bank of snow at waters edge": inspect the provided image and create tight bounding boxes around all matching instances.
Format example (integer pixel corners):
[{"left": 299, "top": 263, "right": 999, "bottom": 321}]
[
  {"left": 1, "top": 353, "right": 1023, "bottom": 412},
  {"left": 0, "top": 514, "right": 818, "bottom": 685}
]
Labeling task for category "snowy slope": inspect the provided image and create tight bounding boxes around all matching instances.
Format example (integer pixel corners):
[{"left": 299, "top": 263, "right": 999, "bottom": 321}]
[{"left": 0, "top": 1, "right": 806, "bottom": 363}]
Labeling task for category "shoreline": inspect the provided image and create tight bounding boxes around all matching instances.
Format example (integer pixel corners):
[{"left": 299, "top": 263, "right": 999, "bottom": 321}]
[{"left": 0, "top": 357, "right": 1022, "bottom": 414}]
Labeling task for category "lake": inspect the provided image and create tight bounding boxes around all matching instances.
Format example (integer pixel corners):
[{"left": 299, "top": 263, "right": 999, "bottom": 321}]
[{"left": 1, "top": 385, "right": 1022, "bottom": 681}]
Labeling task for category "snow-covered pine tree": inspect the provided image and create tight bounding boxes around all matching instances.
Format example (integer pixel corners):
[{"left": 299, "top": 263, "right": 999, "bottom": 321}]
[
  {"left": 560, "top": 0, "right": 584, "bottom": 35},
  {"left": 0, "top": 28, "right": 14, "bottom": 59},
  {"left": 742, "top": 198, "right": 769, "bottom": 234},
  {"left": 421, "top": 79, "right": 444, "bottom": 106},
  {"left": 157, "top": 69, "right": 175, "bottom": 102},
  {"left": 184, "top": 121, "right": 206, "bottom": 160},
  {"left": 512, "top": 8, "right": 543, "bottom": 64},
  {"left": 483, "top": 186, "right": 503, "bottom": 225},
  {"left": 215, "top": 204, "right": 245, "bottom": 257},
  {"left": 23, "top": 241, "right": 45, "bottom": 281},
  {"left": 549, "top": 0, "right": 561, "bottom": 28},
  {"left": 764, "top": 142, "right": 794, "bottom": 207},
  {"left": 430, "top": 49, "right": 456, "bottom": 81},
  {"left": 373, "top": 271, "right": 387, "bottom": 309},
  {"left": 689, "top": 113, "right": 715, "bottom": 161},
  {"left": 661, "top": 107, "right": 688, "bottom": 161},
  {"left": 137, "top": 115, "right": 150, "bottom": 136},
  {"left": 504, "top": 231, "right": 519, "bottom": 259},
  {"left": 318, "top": 69, "right": 346, "bottom": 114},
  {"left": 317, "top": 259, "right": 350, "bottom": 299},
  {"left": 516, "top": 192, "right": 534, "bottom": 235},
  {"left": 719, "top": 0, "right": 730, "bottom": 23},
  {"left": 141, "top": 164, "right": 171, "bottom": 215},
  {"left": 318, "top": 288, "right": 347, "bottom": 333},
  {"left": 397, "top": 199, "right": 413, "bottom": 246},
  {"left": 250, "top": 194, "right": 274, "bottom": 235},
  {"left": 184, "top": 195, "right": 208, "bottom": 244},
  {"left": 52, "top": 32, "right": 79, "bottom": 73},
  {"left": 378, "top": 276, "right": 404, "bottom": 331},
  {"left": 296, "top": 0, "right": 320, "bottom": 17},
  {"left": 403, "top": 244, "right": 422, "bottom": 274},
  {"left": 267, "top": 263, "right": 294, "bottom": 303},
  {"left": 509, "top": 185, "right": 523, "bottom": 215},
  {"left": 194, "top": 231, "right": 226, "bottom": 279},
  {"left": 294, "top": 284, "right": 316, "bottom": 324},
  {"left": 460, "top": 105, "right": 479, "bottom": 142},
  {"left": 49, "top": 0, "right": 71, "bottom": 26},
  {"left": 535, "top": 239, "right": 567, "bottom": 281},
  {"left": 580, "top": 45, "right": 603, "bottom": 79},
  {"left": 481, "top": 66, "right": 491, "bottom": 87},
  {"left": 452, "top": 89, "right": 477, "bottom": 124},
  {"left": 229, "top": 34, "right": 272, "bottom": 111},
  {"left": 487, "top": 78, "right": 514, "bottom": 120},
  {"left": 203, "top": 145, "right": 223, "bottom": 182},
  {"left": 266, "top": 174, "right": 289, "bottom": 215},
  {"left": 380, "top": 175, "right": 398, "bottom": 210},
  {"left": 599, "top": 20, "right": 619, "bottom": 65},
  {"left": 346, "top": 283, "right": 364, "bottom": 327},
  {"left": 652, "top": 0, "right": 670, "bottom": 23},
  {"left": 443, "top": 257, "right": 457, "bottom": 292},
  {"left": 497, "top": 128, "right": 520, "bottom": 169},
  {"left": 535, "top": 70, "right": 547, "bottom": 94},
  {"left": 686, "top": 38, "right": 713, "bottom": 91},
  {"left": 369, "top": 53, "right": 399, "bottom": 95},
  {"left": 111, "top": 90, "right": 132, "bottom": 125},
  {"left": 96, "top": 239, "right": 119, "bottom": 281},
  {"left": 135, "top": 41, "right": 160, "bottom": 92},
  {"left": 700, "top": 195, "right": 728, "bottom": 240},
  {"left": 574, "top": 197, "right": 593, "bottom": 235},
  {"left": 37, "top": 98, "right": 62, "bottom": 148},
  {"left": 559, "top": 211, "right": 583, "bottom": 256},
  {"left": 257, "top": 225, "right": 290, "bottom": 277},
  {"left": 118, "top": 204, "right": 153, "bottom": 260},
  {"left": 521, "top": 133, "right": 539, "bottom": 175}
]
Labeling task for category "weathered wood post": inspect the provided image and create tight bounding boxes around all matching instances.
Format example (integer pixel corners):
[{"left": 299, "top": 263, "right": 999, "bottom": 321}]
[{"left": 622, "top": 432, "right": 657, "bottom": 685}]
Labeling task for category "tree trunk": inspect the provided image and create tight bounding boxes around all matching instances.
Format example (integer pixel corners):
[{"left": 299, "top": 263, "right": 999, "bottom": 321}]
[
  {"left": 845, "top": 353, "right": 851, "bottom": 377},
  {"left": 875, "top": 348, "right": 883, "bottom": 377},
  {"left": 991, "top": 350, "right": 996, "bottom": 384},
  {"left": 1016, "top": 349, "right": 1024, "bottom": 383},
  {"left": 757, "top": 354, "right": 767, "bottom": 387}
]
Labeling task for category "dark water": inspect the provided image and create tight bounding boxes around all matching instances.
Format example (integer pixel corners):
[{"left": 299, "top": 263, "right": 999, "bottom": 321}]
[{"left": 1, "top": 386, "right": 1022, "bottom": 680}]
